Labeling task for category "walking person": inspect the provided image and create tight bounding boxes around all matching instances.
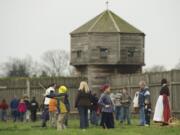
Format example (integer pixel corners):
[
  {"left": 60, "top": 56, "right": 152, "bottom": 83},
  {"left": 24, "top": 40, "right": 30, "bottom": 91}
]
[
  {"left": 153, "top": 78, "right": 171, "bottom": 126},
  {"left": 18, "top": 98, "right": 27, "bottom": 122},
  {"left": 0, "top": 99, "right": 9, "bottom": 121},
  {"left": 98, "top": 84, "right": 114, "bottom": 129},
  {"left": 120, "top": 87, "right": 132, "bottom": 125},
  {"left": 10, "top": 96, "right": 19, "bottom": 122},
  {"left": 75, "top": 81, "right": 92, "bottom": 130},
  {"left": 138, "top": 81, "right": 150, "bottom": 126},
  {"left": 30, "top": 97, "right": 39, "bottom": 122}
]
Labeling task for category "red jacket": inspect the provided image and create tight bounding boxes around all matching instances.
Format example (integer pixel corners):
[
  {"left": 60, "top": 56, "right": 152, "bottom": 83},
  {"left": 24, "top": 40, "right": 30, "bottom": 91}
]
[
  {"left": 18, "top": 102, "right": 27, "bottom": 113},
  {"left": 0, "top": 102, "right": 8, "bottom": 110}
]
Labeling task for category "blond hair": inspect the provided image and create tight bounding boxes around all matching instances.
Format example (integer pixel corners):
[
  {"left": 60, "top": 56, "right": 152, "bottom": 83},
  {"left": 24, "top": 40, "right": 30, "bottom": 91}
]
[{"left": 79, "top": 81, "right": 90, "bottom": 93}]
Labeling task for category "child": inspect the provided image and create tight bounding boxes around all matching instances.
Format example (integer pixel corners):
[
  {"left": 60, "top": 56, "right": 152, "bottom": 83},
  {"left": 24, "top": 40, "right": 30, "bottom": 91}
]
[
  {"left": 57, "top": 86, "right": 69, "bottom": 130},
  {"left": 120, "top": 87, "right": 132, "bottom": 125},
  {"left": 90, "top": 93, "right": 99, "bottom": 126},
  {"left": 49, "top": 91, "right": 58, "bottom": 128},
  {"left": 98, "top": 84, "right": 114, "bottom": 129},
  {"left": 24, "top": 96, "right": 31, "bottom": 122},
  {"left": 18, "top": 98, "right": 27, "bottom": 122},
  {"left": 0, "top": 99, "right": 8, "bottom": 121},
  {"left": 41, "top": 97, "right": 49, "bottom": 127},
  {"left": 145, "top": 93, "right": 151, "bottom": 126}
]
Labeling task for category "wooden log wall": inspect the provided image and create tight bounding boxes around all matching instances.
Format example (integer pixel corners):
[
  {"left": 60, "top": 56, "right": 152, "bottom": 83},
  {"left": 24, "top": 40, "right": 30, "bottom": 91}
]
[
  {"left": 0, "top": 77, "right": 85, "bottom": 111},
  {"left": 110, "top": 70, "right": 180, "bottom": 114}
]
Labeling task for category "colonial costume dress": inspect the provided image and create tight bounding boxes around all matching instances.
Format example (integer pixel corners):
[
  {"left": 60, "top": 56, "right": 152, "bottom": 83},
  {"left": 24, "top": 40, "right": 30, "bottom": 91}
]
[{"left": 153, "top": 84, "right": 171, "bottom": 124}]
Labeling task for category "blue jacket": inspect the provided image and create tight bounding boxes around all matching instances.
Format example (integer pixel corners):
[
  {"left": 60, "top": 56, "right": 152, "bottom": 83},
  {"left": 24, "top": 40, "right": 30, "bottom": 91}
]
[
  {"left": 138, "top": 87, "right": 150, "bottom": 107},
  {"left": 10, "top": 98, "right": 19, "bottom": 110}
]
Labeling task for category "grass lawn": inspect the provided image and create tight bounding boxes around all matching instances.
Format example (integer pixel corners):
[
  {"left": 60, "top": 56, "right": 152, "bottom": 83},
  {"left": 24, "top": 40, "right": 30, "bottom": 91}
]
[{"left": 0, "top": 119, "right": 179, "bottom": 135}]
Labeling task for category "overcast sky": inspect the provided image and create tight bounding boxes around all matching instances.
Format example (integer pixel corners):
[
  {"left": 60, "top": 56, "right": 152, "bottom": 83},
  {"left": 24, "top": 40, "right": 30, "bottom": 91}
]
[{"left": 0, "top": 0, "right": 180, "bottom": 70}]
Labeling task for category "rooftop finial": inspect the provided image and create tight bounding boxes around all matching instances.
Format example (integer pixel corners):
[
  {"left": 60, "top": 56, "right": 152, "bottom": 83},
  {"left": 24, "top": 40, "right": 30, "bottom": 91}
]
[{"left": 106, "top": 0, "right": 109, "bottom": 10}]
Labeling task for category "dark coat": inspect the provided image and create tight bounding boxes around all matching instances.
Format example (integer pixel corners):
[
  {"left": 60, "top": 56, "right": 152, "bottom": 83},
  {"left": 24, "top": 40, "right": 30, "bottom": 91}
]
[
  {"left": 160, "top": 84, "right": 170, "bottom": 96},
  {"left": 75, "top": 90, "right": 92, "bottom": 108}
]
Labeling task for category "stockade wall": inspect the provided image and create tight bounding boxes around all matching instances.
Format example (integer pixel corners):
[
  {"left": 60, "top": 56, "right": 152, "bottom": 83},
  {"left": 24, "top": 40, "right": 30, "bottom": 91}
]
[
  {"left": 0, "top": 70, "right": 180, "bottom": 115},
  {"left": 0, "top": 77, "right": 86, "bottom": 111},
  {"left": 110, "top": 70, "right": 180, "bottom": 115}
]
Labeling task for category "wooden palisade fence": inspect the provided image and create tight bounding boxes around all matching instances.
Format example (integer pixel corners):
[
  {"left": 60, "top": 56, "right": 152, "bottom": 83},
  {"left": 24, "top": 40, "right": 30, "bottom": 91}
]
[
  {"left": 110, "top": 70, "right": 180, "bottom": 116},
  {"left": 0, "top": 70, "right": 180, "bottom": 116}
]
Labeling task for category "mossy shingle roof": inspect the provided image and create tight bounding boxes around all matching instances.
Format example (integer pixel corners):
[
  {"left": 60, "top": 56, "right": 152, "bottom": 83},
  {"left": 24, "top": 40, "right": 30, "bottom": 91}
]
[{"left": 71, "top": 10, "right": 143, "bottom": 34}]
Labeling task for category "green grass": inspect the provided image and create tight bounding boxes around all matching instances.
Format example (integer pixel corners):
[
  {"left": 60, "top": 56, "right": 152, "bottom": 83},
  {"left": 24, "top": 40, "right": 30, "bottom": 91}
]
[{"left": 0, "top": 119, "right": 179, "bottom": 135}]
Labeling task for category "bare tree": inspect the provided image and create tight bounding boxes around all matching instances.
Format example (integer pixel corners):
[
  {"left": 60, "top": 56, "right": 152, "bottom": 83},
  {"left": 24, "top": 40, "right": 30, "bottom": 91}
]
[
  {"left": 143, "top": 65, "right": 167, "bottom": 73},
  {"left": 175, "top": 59, "right": 180, "bottom": 69},
  {"left": 2, "top": 56, "right": 33, "bottom": 77},
  {"left": 41, "top": 49, "right": 74, "bottom": 76}
]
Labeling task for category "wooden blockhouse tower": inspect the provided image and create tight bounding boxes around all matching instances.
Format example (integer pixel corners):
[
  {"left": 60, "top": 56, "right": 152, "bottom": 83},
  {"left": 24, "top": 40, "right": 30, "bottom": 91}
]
[{"left": 70, "top": 10, "right": 145, "bottom": 90}]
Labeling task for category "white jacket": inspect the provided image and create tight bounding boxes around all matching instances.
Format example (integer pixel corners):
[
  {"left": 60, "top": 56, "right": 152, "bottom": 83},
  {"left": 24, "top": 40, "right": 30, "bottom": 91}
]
[{"left": 133, "top": 91, "right": 139, "bottom": 108}]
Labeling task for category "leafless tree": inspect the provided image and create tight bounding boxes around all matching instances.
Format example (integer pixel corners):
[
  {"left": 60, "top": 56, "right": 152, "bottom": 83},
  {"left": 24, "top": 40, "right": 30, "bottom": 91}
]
[
  {"left": 41, "top": 49, "right": 75, "bottom": 76},
  {"left": 2, "top": 56, "right": 33, "bottom": 77},
  {"left": 175, "top": 59, "right": 180, "bottom": 69},
  {"left": 143, "top": 65, "right": 167, "bottom": 73}
]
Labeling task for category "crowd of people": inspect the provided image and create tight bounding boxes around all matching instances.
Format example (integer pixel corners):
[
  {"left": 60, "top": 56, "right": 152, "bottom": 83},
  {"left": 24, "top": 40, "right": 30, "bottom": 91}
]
[
  {"left": 0, "top": 96, "right": 39, "bottom": 122},
  {"left": 0, "top": 78, "right": 171, "bottom": 131}
]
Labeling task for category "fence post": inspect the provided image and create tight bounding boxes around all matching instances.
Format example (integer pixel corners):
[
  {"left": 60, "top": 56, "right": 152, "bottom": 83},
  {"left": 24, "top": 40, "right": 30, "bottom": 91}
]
[
  {"left": 169, "top": 70, "right": 173, "bottom": 114},
  {"left": 26, "top": 79, "right": 30, "bottom": 99}
]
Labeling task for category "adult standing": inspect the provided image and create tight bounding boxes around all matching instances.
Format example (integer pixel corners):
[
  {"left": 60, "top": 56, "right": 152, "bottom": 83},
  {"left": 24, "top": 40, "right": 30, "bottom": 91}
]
[
  {"left": 113, "top": 90, "right": 122, "bottom": 121},
  {"left": 98, "top": 84, "right": 114, "bottom": 129},
  {"left": 30, "top": 97, "right": 39, "bottom": 122},
  {"left": 75, "top": 81, "right": 92, "bottom": 130},
  {"left": 153, "top": 79, "right": 171, "bottom": 126},
  {"left": 10, "top": 96, "right": 19, "bottom": 122},
  {"left": 120, "top": 87, "right": 132, "bottom": 125},
  {"left": 138, "top": 81, "right": 150, "bottom": 126}
]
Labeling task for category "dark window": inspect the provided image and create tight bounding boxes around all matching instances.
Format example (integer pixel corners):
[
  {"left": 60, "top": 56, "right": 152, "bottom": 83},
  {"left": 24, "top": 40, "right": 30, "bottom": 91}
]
[
  {"left": 127, "top": 47, "right": 136, "bottom": 57},
  {"left": 77, "top": 50, "right": 82, "bottom": 58},
  {"left": 100, "top": 48, "right": 108, "bottom": 58}
]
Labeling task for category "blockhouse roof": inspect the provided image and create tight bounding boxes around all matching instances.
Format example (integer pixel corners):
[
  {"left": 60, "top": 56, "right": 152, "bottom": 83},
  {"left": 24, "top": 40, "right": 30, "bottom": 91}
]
[{"left": 71, "top": 10, "right": 143, "bottom": 34}]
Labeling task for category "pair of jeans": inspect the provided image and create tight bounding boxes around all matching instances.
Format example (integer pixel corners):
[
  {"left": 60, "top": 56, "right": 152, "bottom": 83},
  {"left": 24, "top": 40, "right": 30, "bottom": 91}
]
[
  {"left": 11, "top": 110, "right": 18, "bottom": 122},
  {"left": 115, "top": 106, "right": 121, "bottom": 120},
  {"left": 90, "top": 110, "right": 98, "bottom": 125},
  {"left": 145, "top": 109, "right": 151, "bottom": 125},
  {"left": 19, "top": 112, "right": 25, "bottom": 122},
  {"left": 1, "top": 110, "right": 7, "bottom": 121},
  {"left": 139, "top": 106, "right": 146, "bottom": 125},
  {"left": 120, "top": 106, "right": 131, "bottom": 124},
  {"left": 78, "top": 106, "right": 89, "bottom": 129},
  {"left": 31, "top": 110, "right": 37, "bottom": 122}
]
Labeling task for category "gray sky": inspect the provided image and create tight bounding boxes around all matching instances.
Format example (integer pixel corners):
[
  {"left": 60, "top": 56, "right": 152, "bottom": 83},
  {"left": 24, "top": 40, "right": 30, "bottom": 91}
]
[{"left": 0, "top": 0, "right": 180, "bottom": 70}]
